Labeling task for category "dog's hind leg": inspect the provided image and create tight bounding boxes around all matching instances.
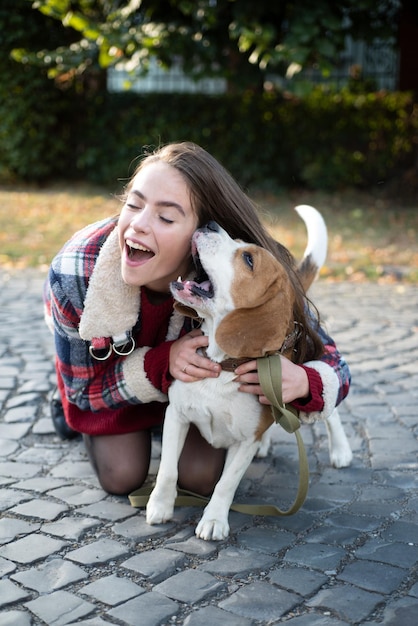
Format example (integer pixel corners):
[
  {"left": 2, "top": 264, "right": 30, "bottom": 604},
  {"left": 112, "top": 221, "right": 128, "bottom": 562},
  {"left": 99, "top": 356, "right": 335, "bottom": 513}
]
[
  {"left": 325, "top": 408, "right": 352, "bottom": 468},
  {"left": 146, "top": 407, "right": 189, "bottom": 525}
]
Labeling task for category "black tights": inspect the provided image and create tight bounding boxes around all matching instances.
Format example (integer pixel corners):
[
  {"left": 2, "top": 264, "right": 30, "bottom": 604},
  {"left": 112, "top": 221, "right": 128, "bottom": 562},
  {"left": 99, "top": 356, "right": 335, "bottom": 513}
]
[{"left": 83, "top": 424, "right": 226, "bottom": 497}]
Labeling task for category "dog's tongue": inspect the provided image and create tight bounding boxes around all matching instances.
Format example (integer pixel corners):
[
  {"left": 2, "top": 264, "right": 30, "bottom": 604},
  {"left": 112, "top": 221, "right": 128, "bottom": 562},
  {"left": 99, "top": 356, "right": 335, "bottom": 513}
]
[
  {"left": 196, "top": 280, "right": 212, "bottom": 292},
  {"left": 181, "top": 279, "right": 212, "bottom": 296}
]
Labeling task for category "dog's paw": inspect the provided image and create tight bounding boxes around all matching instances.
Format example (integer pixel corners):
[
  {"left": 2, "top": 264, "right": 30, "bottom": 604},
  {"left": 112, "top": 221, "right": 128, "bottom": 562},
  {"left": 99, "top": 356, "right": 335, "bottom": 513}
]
[
  {"left": 195, "top": 515, "right": 230, "bottom": 541},
  {"left": 330, "top": 442, "right": 353, "bottom": 468},
  {"left": 146, "top": 496, "right": 174, "bottom": 525}
]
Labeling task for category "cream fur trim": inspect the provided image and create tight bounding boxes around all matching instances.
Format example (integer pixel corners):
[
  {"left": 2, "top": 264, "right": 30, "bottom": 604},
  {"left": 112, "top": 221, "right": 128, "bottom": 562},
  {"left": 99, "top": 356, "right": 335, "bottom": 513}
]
[
  {"left": 123, "top": 347, "right": 168, "bottom": 403},
  {"left": 79, "top": 228, "right": 140, "bottom": 341},
  {"left": 78, "top": 226, "right": 189, "bottom": 344},
  {"left": 299, "top": 360, "right": 340, "bottom": 423}
]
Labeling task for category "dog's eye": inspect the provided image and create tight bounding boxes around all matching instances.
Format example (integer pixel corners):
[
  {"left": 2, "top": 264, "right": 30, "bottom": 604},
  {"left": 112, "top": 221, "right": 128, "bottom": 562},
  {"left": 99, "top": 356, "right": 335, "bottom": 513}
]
[{"left": 242, "top": 251, "right": 254, "bottom": 270}]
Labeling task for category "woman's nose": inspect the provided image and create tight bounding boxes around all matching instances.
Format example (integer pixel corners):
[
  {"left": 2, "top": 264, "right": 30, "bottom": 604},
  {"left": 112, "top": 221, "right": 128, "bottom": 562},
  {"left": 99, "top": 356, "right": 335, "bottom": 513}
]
[{"left": 130, "top": 207, "right": 151, "bottom": 231}]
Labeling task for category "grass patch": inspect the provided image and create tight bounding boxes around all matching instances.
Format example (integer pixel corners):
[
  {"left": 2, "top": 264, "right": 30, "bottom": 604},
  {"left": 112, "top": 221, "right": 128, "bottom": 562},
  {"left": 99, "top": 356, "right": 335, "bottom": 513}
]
[{"left": 1, "top": 183, "right": 417, "bottom": 283}]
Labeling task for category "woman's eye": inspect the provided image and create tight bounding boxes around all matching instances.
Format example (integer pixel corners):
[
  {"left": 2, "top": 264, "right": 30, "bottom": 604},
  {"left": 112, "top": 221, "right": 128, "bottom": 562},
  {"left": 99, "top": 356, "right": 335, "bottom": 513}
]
[
  {"left": 242, "top": 251, "right": 254, "bottom": 270},
  {"left": 160, "top": 216, "right": 174, "bottom": 224}
]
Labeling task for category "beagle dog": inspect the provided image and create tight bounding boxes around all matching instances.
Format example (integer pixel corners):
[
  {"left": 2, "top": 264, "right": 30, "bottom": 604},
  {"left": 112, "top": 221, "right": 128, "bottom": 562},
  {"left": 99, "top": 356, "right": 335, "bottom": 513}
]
[{"left": 146, "top": 205, "right": 352, "bottom": 540}]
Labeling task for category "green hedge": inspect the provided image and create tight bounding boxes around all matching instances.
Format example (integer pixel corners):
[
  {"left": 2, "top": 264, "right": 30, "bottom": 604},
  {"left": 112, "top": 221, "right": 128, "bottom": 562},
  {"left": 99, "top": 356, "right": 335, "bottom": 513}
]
[{"left": 1, "top": 85, "right": 417, "bottom": 191}]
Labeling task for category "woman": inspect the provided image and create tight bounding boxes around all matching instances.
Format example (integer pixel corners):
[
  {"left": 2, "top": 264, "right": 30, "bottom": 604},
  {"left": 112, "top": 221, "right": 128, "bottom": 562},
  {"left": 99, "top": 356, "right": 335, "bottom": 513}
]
[{"left": 44, "top": 141, "right": 350, "bottom": 496}]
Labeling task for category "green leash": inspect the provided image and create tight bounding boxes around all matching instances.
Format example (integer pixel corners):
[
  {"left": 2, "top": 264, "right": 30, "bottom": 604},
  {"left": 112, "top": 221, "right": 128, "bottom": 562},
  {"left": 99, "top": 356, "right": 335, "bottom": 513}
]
[{"left": 129, "top": 354, "right": 309, "bottom": 516}]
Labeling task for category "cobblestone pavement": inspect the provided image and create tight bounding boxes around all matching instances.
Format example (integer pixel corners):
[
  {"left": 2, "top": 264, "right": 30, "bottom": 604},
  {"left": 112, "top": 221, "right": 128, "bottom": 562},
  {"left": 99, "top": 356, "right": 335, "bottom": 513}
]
[{"left": 1, "top": 268, "right": 418, "bottom": 626}]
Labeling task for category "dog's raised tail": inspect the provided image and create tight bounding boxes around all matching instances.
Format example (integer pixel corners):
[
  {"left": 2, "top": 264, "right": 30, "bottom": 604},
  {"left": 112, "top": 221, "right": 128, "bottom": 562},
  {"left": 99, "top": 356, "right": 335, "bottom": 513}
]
[{"left": 295, "top": 204, "right": 328, "bottom": 291}]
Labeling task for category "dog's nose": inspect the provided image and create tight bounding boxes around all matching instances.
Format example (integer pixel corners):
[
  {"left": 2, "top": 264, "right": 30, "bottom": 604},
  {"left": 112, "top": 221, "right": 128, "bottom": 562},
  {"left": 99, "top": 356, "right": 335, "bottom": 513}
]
[{"left": 201, "top": 221, "right": 220, "bottom": 233}]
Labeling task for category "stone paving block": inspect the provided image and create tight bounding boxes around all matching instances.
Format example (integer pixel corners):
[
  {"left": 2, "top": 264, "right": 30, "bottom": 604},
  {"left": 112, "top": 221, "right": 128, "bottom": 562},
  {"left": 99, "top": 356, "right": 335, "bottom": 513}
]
[
  {"left": 19, "top": 379, "right": 51, "bottom": 393},
  {"left": 354, "top": 538, "right": 418, "bottom": 568},
  {"left": 347, "top": 500, "right": 403, "bottom": 517},
  {"left": 6, "top": 393, "right": 39, "bottom": 408},
  {"left": 166, "top": 535, "right": 218, "bottom": 557},
  {"left": 48, "top": 485, "right": 106, "bottom": 506},
  {"left": 65, "top": 538, "right": 129, "bottom": 565},
  {"left": 3, "top": 406, "right": 35, "bottom": 423},
  {"left": 307, "top": 583, "right": 384, "bottom": 623},
  {"left": 81, "top": 573, "right": 145, "bottom": 606},
  {"left": 69, "top": 617, "right": 120, "bottom": 626},
  {"left": 16, "top": 445, "right": 65, "bottom": 466},
  {"left": 337, "top": 560, "right": 407, "bottom": 594},
  {"left": 49, "top": 459, "right": 95, "bottom": 479},
  {"left": 154, "top": 569, "right": 226, "bottom": 603},
  {"left": 0, "top": 610, "right": 33, "bottom": 626},
  {"left": 10, "top": 497, "right": 68, "bottom": 520},
  {"left": 283, "top": 543, "right": 346, "bottom": 573},
  {"left": 307, "top": 482, "right": 355, "bottom": 504},
  {"left": 25, "top": 589, "right": 95, "bottom": 625},
  {"left": 282, "top": 614, "right": 350, "bottom": 625},
  {"left": 0, "top": 579, "right": 31, "bottom": 608},
  {"left": 381, "top": 520, "right": 418, "bottom": 544},
  {"left": 304, "top": 524, "right": 361, "bottom": 547},
  {"left": 0, "top": 369, "right": 19, "bottom": 383},
  {"left": 236, "top": 526, "right": 296, "bottom": 554},
  {"left": 0, "top": 517, "right": 40, "bottom": 544},
  {"left": 219, "top": 580, "right": 301, "bottom": 621},
  {"left": 41, "top": 515, "right": 101, "bottom": 540},
  {"left": 268, "top": 565, "right": 328, "bottom": 596},
  {"left": 183, "top": 605, "right": 254, "bottom": 626},
  {"left": 107, "top": 591, "right": 178, "bottom": 626},
  {"left": 77, "top": 500, "right": 136, "bottom": 521},
  {"left": 363, "top": 595, "right": 418, "bottom": 626},
  {"left": 0, "top": 557, "right": 16, "bottom": 577},
  {"left": 408, "top": 581, "right": 418, "bottom": 597},
  {"left": 0, "top": 440, "right": 19, "bottom": 457},
  {"left": 325, "top": 513, "right": 381, "bottom": 532},
  {"left": 112, "top": 515, "right": 176, "bottom": 540},
  {"left": 122, "top": 547, "right": 187, "bottom": 583},
  {"left": 32, "top": 416, "right": 55, "bottom": 434},
  {"left": 0, "top": 462, "right": 42, "bottom": 479},
  {"left": 0, "top": 533, "right": 67, "bottom": 564},
  {"left": 199, "top": 547, "right": 276, "bottom": 577},
  {"left": 13, "top": 476, "right": 70, "bottom": 493},
  {"left": 11, "top": 557, "right": 88, "bottom": 592}
]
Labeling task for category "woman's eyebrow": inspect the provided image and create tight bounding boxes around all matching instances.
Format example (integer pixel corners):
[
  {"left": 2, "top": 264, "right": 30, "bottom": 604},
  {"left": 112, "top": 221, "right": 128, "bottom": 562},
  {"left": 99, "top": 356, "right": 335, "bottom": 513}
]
[{"left": 131, "top": 190, "right": 186, "bottom": 216}]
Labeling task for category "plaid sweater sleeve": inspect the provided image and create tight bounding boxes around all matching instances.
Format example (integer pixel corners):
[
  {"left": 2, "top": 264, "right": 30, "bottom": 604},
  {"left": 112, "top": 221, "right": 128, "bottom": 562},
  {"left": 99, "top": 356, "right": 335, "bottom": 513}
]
[
  {"left": 44, "top": 218, "right": 167, "bottom": 413},
  {"left": 316, "top": 324, "right": 351, "bottom": 406}
]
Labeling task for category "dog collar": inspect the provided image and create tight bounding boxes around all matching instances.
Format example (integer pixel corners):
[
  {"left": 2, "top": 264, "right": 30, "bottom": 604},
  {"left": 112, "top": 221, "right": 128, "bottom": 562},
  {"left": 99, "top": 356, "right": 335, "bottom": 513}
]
[
  {"left": 218, "top": 356, "right": 254, "bottom": 372},
  {"left": 201, "top": 323, "right": 302, "bottom": 372}
]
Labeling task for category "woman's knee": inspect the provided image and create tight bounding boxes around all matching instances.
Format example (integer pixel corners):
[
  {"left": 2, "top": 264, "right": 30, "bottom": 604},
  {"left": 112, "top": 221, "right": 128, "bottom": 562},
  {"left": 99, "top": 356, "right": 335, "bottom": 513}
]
[{"left": 83, "top": 431, "right": 151, "bottom": 495}]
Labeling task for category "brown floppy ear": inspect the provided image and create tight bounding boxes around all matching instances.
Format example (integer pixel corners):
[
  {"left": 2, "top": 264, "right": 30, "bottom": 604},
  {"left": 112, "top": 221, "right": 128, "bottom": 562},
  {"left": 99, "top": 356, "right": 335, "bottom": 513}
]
[
  {"left": 215, "top": 285, "right": 295, "bottom": 358},
  {"left": 173, "top": 302, "right": 201, "bottom": 320}
]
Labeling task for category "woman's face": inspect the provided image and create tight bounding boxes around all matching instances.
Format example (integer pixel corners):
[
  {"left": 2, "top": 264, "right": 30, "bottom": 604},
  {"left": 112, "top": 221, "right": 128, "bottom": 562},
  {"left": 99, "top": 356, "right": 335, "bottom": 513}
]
[{"left": 118, "top": 161, "right": 198, "bottom": 292}]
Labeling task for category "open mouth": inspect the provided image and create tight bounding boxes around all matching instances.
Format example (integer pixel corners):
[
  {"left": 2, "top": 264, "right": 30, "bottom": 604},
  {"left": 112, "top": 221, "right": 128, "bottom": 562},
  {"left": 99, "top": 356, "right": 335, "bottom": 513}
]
[
  {"left": 172, "top": 249, "right": 215, "bottom": 299},
  {"left": 126, "top": 239, "right": 155, "bottom": 263}
]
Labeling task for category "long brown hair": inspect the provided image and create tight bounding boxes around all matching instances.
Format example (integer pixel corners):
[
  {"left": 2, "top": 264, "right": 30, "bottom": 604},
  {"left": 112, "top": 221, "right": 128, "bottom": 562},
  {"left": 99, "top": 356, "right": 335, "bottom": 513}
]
[{"left": 129, "top": 142, "right": 323, "bottom": 362}]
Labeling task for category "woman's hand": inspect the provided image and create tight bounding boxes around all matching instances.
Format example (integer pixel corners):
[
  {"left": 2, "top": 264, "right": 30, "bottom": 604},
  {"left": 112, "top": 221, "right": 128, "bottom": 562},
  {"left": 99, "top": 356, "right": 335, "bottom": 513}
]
[
  {"left": 234, "top": 356, "right": 310, "bottom": 405},
  {"left": 170, "top": 330, "right": 221, "bottom": 381}
]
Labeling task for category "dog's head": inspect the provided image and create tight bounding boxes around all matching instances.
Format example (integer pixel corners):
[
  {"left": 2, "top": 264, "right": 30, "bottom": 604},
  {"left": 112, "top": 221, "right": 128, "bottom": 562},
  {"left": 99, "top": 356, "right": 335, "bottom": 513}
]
[{"left": 171, "top": 221, "right": 295, "bottom": 359}]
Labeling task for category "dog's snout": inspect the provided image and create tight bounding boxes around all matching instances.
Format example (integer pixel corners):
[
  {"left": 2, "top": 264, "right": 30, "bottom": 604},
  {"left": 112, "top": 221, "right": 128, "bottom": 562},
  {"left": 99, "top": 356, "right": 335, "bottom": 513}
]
[{"left": 201, "top": 221, "right": 220, "bottom": 234}]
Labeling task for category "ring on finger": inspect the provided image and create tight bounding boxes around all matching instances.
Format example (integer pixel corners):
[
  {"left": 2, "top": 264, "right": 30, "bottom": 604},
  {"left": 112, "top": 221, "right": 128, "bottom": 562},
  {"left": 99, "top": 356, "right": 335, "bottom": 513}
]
[{"left": 182, "top": 365, "right": 188, "bottom": 374}]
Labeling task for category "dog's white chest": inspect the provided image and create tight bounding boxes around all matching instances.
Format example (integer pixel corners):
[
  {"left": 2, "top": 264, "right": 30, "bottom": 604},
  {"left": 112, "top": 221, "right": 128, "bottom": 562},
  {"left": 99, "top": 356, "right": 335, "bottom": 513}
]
[{"left": 168, "top": 373, "right": 260, "bottom": 448}]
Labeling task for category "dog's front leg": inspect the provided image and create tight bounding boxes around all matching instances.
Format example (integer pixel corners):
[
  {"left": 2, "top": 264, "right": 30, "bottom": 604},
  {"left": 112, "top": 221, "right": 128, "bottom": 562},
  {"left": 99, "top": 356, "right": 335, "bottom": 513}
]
[
  {"left": 146, "top": 406, "right": 188, "bottom": 525},
  {"left": 195, "top": 440, "right": 259, "bottom": 541},
  {"left": 325, "top": 408, "right": 352, "bottom": 468}
]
